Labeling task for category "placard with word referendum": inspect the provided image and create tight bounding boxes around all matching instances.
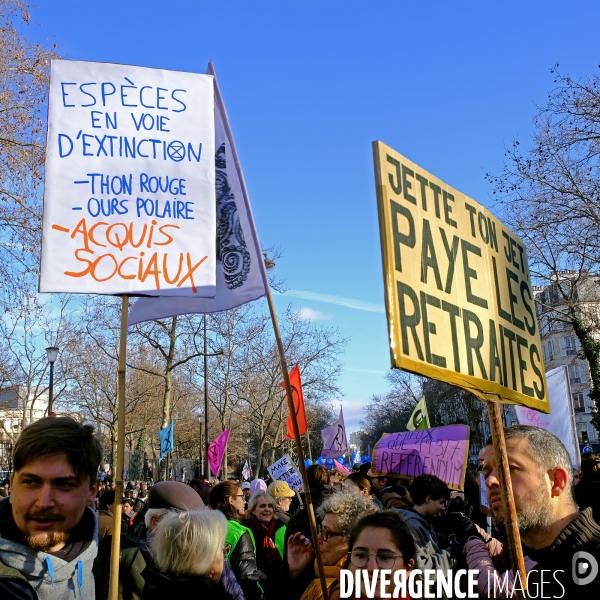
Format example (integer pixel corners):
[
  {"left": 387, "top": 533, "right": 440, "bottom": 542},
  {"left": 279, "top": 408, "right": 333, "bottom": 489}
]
[
  {"left": 371, "top": 425, "right": 470, "bottom": 491},
  {"left": 373, "top": 141, "right": 549, "bottom": 412},
  {"left": 40, "top": 59, "right": 216, "bottom": 296},
  {"left": 267, "top": 454, "right": 303, "bottom": 491}
]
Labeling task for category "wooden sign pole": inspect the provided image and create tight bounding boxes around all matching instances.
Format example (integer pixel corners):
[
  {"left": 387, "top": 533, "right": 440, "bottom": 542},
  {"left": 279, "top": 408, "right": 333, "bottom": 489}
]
[
  {"left": 108, "top": 295, "right": 129, "bottom": 600},
  {"left": 265, "top": 290, "right": 330, "bottom": 600},
  {"left": 486, "top": 400, "right": 528, "bottom": 600}
]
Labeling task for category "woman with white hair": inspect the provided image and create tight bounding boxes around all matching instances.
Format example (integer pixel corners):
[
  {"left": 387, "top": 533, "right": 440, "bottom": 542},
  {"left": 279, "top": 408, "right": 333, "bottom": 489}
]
[
  {"left": 141, "top": 509, "right": 230, "bottom": 598},
  {"left": 247, "top": 491, "right": 286, "bottom": 597},
  {"left": 287, "top": 492, "right": 378, "bottom": 600}
]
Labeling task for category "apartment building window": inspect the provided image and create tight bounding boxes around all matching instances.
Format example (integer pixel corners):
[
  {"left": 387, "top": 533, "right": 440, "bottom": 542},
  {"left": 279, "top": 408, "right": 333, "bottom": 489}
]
[
  {"left": 577, "top": 422, "right": 597, "bottom": 444},
  {"left": 543, "top": 340, "right": 555, "bottom": 362},
  {"left": 569, "top": 364, "right": 584, "bottom": 384},
  {"left": 560, "top": 336, "right": 579, "bottom": 356},
  {"left": 573, "top": 392, "right": 586, "bottom": 413}
]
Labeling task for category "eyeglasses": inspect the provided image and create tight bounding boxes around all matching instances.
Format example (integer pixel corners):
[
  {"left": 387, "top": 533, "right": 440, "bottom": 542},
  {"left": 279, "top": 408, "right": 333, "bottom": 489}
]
[
  {"left": 318, "top": 525, "right": 345, "bottom": 542},
  {"left": 348, "top": 550, "right": 403, "bottom": 569}
]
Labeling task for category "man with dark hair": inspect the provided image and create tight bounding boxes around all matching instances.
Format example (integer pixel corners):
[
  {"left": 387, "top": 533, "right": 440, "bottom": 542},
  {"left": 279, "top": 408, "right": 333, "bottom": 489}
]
[
  {"left": 396, "top": 474, "right": 455, "bottom": 581},
  {"left": 409, "top": 474, "right": 450, "bottom": 513},
  {"left": 97, "top": 490, "right": 116, "bottom": 541},
  {"left": 480, "top": 425, "right": 600, "bottom": 596},
  {"left": 0, "top": 416, "right": 102, "bottom": 599},
  {"left": 367, "top": 468, "right": 412, "bottom": 509}
]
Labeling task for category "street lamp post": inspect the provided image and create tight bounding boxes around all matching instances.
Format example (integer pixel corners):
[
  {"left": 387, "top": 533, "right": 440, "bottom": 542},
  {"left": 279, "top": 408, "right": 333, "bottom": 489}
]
[
  {"left": 198, "top": 418, "right": 204, "bottom": 478},
  {"left": 46, "top": 346, "right": 59, "bottom": 415}
]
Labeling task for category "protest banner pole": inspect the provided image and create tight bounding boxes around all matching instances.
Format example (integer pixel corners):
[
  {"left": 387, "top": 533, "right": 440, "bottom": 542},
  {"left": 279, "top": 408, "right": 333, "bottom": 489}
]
[
  {"left": 265, "top": 291, "right": 330, "bottom": 600},
  {"left": 108, "top": 295, "right": 129, "bottom": 600},
  {"left": 208, "top": 62, "right": 328, "bottom": 600},
  {"left": 305, "top": 429, "right": 313, "bottom": 462},
  {"left": 487, "top": 400, "right": 528, "bottom": 600}
]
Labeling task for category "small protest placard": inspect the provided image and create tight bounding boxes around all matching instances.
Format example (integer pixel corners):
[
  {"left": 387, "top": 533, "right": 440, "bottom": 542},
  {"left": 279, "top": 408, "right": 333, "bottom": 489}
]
[
  {"left": 41, "top": 59, "right": 216, "bottom": 296},
  {"left": 479, "top": 471, "right": 492, "bottom": 516},
  {"left": 370, "top": 425, "right": 470, "bottom": 491},
  {"left": 267, "top": 454, "right": 303, "bottom": 491}
]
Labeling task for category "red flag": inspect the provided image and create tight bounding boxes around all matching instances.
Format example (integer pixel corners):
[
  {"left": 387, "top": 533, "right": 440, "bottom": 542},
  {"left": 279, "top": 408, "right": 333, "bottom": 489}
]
[{"left": 279, "top": 365, "right": 308, "bottom": 440}]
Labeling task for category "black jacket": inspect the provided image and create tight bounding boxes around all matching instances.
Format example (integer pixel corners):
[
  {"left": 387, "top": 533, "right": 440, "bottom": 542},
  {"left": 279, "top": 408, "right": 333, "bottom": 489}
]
[
  {"left": 94, "top": 533, "right": 246, "bottom": 600},
  {"left": 141, "top": 569, "right": 230, "bottom": 600},
  {"left": 526, "top": 507, "right": 600, "bottom": 597},
  {"left": 575, "top": 479, "right": 600, "bottom": 524},
  {"left": 229, "top": 527, "right": 263, "bottom": 600}
]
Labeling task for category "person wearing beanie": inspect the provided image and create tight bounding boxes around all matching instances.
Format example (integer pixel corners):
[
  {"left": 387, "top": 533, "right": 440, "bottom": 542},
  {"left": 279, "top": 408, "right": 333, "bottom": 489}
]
[{"left": 249, "top": 478, "right": 267, "bottom": 496}]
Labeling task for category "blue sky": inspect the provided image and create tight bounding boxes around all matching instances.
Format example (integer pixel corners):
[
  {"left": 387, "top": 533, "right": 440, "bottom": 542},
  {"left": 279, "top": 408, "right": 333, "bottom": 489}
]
[{"left": 28, "top": 1, "right": 600, "bottom": 432}]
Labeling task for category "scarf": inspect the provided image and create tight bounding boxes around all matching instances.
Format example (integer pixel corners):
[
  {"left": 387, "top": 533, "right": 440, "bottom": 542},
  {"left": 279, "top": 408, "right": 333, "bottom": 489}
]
[{"left": 250, "top": 516, "right": 282, "bottom": 566}]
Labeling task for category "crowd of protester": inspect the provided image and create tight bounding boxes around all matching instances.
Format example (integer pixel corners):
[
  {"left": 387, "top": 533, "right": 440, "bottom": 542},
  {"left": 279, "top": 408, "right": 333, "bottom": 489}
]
[{"left": 0, "top": 416, "right": 599, "bottom": 599}]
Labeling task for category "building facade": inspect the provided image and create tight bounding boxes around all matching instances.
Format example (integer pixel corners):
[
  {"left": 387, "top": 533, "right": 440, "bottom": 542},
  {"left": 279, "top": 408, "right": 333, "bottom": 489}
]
[{"left": 534, "top": 275, "right": 600, "bottom": 445}]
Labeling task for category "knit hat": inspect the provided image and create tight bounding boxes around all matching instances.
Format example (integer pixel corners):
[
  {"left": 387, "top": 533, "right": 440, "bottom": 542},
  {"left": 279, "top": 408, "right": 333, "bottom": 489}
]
[{"left": 249, "top": 478, "right": 267, "bottom": 495}]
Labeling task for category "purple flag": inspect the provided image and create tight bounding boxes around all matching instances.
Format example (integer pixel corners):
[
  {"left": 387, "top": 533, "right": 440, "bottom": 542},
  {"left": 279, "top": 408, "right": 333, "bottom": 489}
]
[
  {"left": 321, "top": 407, "right": 348, "bottom": 459},
  {"left": 208, "top": 428, "right": 231, "bottom": 478},
  {"left": 128, "top": 62, "right": 268, "bottom": 326}
]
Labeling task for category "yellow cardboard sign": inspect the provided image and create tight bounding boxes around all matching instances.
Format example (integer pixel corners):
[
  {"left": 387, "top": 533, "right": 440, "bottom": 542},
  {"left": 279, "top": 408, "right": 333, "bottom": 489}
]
[{"left": 374, "top": 141, "right": 549, "bottom": 412}]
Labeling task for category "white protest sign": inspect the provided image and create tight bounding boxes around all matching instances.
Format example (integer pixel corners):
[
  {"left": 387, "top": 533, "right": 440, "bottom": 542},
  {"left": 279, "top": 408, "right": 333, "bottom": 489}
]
[
  {"left": 40, "top": 59, "right": 216, "bottom": 296},
  {"left": 267, "top": 454, "right": 303, "bottom": 491},
  {"left": 479, "top": 471, "right": 491, "bottom": 516},
  {"left": 515, "top": 365, "right": 581, "bottom": 469}
]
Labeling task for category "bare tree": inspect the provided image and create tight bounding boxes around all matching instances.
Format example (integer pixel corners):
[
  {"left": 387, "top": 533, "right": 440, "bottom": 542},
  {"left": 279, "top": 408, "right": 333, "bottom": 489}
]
[
  {"left": 0, "top": 285, "right": 76, "bottom": 439},
  {"left": 360, "top": 371, "right": 424, "bottom": 450},
  {"left": 242, "top": 306, "right": 345, "bottom": 475},
  {"left": 0, "top": 1, "right": 58, "bottom": 283},
  {"left": 488, "top": 66, "right": 600, "bottom": 431}
]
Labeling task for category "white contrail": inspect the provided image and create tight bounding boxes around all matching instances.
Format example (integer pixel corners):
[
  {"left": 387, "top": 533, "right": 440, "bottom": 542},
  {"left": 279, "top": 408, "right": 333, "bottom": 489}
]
[{"left": 275, "top": 289, "right": 385, "bottom": 313}]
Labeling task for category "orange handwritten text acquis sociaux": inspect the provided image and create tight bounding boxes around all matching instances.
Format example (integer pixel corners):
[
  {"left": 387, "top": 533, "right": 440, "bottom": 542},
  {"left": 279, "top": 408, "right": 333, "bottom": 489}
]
[{"left": 51, "top": 218, "right": 207, "bottom": 292}]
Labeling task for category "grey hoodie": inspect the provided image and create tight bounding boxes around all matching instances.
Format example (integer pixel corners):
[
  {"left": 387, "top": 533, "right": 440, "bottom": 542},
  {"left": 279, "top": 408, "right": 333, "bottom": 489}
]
[
  {"left": 396, "top": 507, "right": 455, "bottom": 571},
  {"left": 396, "top": 508, "right": 456, "bottom": 599},
  {"left": 0, "top": 497, "right": 98, "bottom": 599}
]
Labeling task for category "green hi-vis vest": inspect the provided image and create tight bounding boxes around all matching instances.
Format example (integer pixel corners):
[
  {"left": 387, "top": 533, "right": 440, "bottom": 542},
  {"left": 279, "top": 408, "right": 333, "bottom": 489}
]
[
  {"left": 225, "top": 520, "right": 264, "bottom": 594},
  {"left": 275, "top": 524, "right": 286, "bottom": 558},
  {"left": 225, "top": 519, "right": 256, "bottom": 564}
]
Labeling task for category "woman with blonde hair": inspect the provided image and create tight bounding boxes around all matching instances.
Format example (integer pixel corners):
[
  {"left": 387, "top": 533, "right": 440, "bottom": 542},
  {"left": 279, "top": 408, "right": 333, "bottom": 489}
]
[
  {"left": 141, "top": 510, "right": 229, "bottom": 598},
  {"left": 247, "top": 491, "right": 286, "bottom": 597}
]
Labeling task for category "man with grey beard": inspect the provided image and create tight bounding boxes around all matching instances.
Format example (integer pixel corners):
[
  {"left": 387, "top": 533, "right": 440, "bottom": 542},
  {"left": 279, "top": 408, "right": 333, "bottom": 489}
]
[{"left": 479, "top": 425, "right": 600, "bottom": 597}]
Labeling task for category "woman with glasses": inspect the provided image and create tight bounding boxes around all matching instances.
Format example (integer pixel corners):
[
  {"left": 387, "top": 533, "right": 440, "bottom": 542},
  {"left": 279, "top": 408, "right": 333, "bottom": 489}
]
[
  {"left": 141, "top": 509, "right": 231, "bottom": 599},
  {"left": 347, "top": 511, "right": 416, "bottom": 599},
  {"left": 209, "top": 481, "right": 264, "bottom": 600},
  {"left": 287, "top": 492, "right": 378, "bottom": 600},
  {"left": 247, "top": 492, "right": 287, "bottom": 598}
]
